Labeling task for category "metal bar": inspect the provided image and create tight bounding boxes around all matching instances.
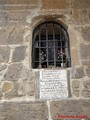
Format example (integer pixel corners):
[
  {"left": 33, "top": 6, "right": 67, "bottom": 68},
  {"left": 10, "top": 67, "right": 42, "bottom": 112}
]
[
  {"left": 60, "top": 27, "right": 64, "bottom": 67},
  {"left": 66, "top": 30, "right": 71, "bottom": 67},
  {"left": 53, "top": 23, "right": 56, "bottom": 67},
  {"left": 46, "top": 24, "right": 48, "bottom": 67},
  {"left": 32, "top": 33, "right": 35, "bottom": 68},
  {"left": 39, "top": 27, "right": 41, "bottom": 68}
]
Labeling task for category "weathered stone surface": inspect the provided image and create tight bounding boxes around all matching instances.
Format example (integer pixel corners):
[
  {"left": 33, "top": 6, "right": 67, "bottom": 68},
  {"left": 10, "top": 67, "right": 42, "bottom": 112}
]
[
  {"left": 80, "top": 44, "right": 90, "bottom": 60},
  {"left": 83, "top": 80, "right": 90, "bottom": 90},
  {"left": 72, "top": 80, "right": 80, "bottom": 97},
  {"left": 71, "top": 10, "right": 80, "bottom": 24},
  {"left": 2, "top": 81, "right": 12, "bottom": 92},
  {"left": 50, "top": 100, "right": 90, "bottom": 119},
  {"left": 72, "top": 0, "right": 90, "bottom": 9},
  {"left": 27, "top": 81, "right": 35, "bottom": 96},
  {"left": 0, "top": 101, "right": 48, "bottom": 120},
  {"left": 0, "top": 47, "right": 10, "bottom": 63},
  {"left": 71, "top": 67, "right": 85, "bottom": 79},
  {"left": 41, "top": 0, "right": 69, "bottom": 9},
  {"left": 82, "top": 60, "right": 90, "bottom": 65},
  {"left": 3, "top": 63, "right": 23, "bottom": 81},
  {"left": 0, "top": 64, "right": 7, "bottom": 71},
  {"left": 0, "top": 11, "right": 31, "bottom": 23},
  {"left": 0, "top": 27, "right": 24, "bottom": 45},
  {"left": 82, "top": 80, "right": 90, "bottom": 98},
  {"left": 85, "top": 66, "right": 90, "bottom": 77},
  {"left": 71, "top": 48, "right": 79, "bottom": 65},
  {"left": 4, "top": 81, "right": 19, "bottom": 98},
  {"left": 0, "top": 90, "right": 2, "bottom": 99},
  {"left": 12, "top": 46, "right": 26, "bottom": 62},
  {"left": 0, "top": 0, "right": 38, "bottom": 5},
  {"left": 81, "top": 27, "right": 90, "bottom": 42},
  {"left": 81, "top": 89, "right": 90, "bottom": 98}
]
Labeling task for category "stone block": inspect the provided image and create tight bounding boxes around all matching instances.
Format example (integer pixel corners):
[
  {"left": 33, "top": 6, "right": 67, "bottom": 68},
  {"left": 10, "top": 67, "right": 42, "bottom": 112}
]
[
  {"left": 80, "top": 44, "right": 90, "bottom": 60},
  {"left": 0, "top": 0, "right": 38, "bottom": 5},
  {"left": 71, "top": 48, "right": 79, "bottom": 65},
  {"left": 71, "top": 10, "right": 80, "bottom": 24},
  {"left": 0, "top": 11, "right": 30, "bottom": 23},
  {"left": 72, "top": 80, "right": 80, "bottom": 97},
  {"left": 0, "top": 90, "right": 2, "bottom": 99},
  {"left": 83, "top": 80, "right": 90, "bottom": 90},
  {"left": 85, "top": 66, "right": 90, "bottom": 77},
  {"left": 81, "top": 27, "right": 90, "bottom": 42},
  {"left": 41, "top": 0, "right": 69, "bottom": 9},
  {"left": 82, "top": 60, "right": 90, "bottom": 65},
  {"left": 27, "top": 81, "right": 35, "bottom": 96},
  {"left": 50, "top": 100, "right": 90, "bottom": 119},
  {"left": 81, "top": 89, "right": 90, "bottom": 98},
  {"left": 0, "top": 47, "right": 10, "bottom": 63},
  {"left": 4, "top": 81, "right": 19, "bottom": 99},
  {"left": 0, "top": 64, "right": 7, "bottom": 71},
  {"left": 0, "top": 101, "right": 48, "bottom": 120},
  {"left": 81, "top": 80, "right": 90, "bottom": 98},
  {"left": 2, "top": 81, "right": 12, "bottom": 92},
  {"left": 3, "top": 63, "right": 23, "bottom": 81},
  {"left": 71, "top": 67, "right": 85, "bottom": 79},
  {"left": 12, "top": 46, "right": 26, "bottom": 62},
  {"left": 0, "top": 27, "right": 24, "bottom": 45},
  {"left": 72, "top": 0, "right": 90, "bottom": 9}
]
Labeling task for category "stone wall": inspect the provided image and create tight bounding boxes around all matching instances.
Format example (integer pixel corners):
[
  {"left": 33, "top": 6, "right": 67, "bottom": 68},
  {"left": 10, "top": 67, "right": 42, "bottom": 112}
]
[{"left": 0, "top": 0, "right": 90, "bottom": 120}]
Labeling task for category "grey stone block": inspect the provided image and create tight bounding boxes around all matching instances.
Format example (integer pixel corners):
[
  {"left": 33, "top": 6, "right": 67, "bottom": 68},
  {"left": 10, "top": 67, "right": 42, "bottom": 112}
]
[
  {"left": 80, "top": 44, "right": 90, "bottom": 60},
  {"left": 82, "top": 27, "right": 90, "bottom": 42},
  {"left": 72, "top": 80, "right": 80, "bottom": 97},
  {"left": 0, "top": 47, "right": 10, "bottom": 63},
  {"left": 71, "top": 67, "right": 85, "bottom": 79},
  {"left": 50, "top": 100, "right": 90, "bottom": 120},
  {"left": 81, "top": 89, "right": 90, "bottom": 98},
  {"left": 12, "top": 46, "right": 26, "bottom": 62},
  {"left": 0, "top": 90, "right": 2, "bottom": 99},
  {"left": 0, "top": 27, "right": 24, "bottom": 45},
  {"left": 85, "top": 66, "right": 90, "bottom": 77},
  {"left": 0, "top": 64, "right": 7, "bottom": 71},
  {"left": 82, "top": 80, "right": 90, "bottom": 98},
  {"left": 0, "top": 101, "right": 48, "bottom": 120},
  {"left": 83, "top": 80, "right": 90, "bottom": 90},
  {"left": 3, "top": 63, "right": 23, "bottom": 81}
]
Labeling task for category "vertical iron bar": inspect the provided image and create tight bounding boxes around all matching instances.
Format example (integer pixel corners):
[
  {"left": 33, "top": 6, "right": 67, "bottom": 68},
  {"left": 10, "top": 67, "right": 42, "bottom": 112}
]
[
  {"left": 60, "top": 27, "right": 64, "bottom": 67},
  {"left": 53, "top": 23, "right": 56, "bottom": 67},
  {"left": 66, "top": 30, "right": 71, "bottom": 67},
  {"left": 46, "top": 24, "right": 48, "bottom": 67},
  {"left": 39, "top": 27, "right": 41, "bottom": 68}
]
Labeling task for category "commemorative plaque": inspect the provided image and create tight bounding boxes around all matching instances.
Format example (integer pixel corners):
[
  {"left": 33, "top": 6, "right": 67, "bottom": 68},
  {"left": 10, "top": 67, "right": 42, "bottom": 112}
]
[{"left": 39, "top": 70, "right": 68, "bottom": 99}]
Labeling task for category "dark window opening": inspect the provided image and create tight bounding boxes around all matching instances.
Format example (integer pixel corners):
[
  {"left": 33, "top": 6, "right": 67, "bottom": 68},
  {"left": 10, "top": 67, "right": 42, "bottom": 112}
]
[{"left": 32, "top": 21, "right": 71, "bottom": 68}]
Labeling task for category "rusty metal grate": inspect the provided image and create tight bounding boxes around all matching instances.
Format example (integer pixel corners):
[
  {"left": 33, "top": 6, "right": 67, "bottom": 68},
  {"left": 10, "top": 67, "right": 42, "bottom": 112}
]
[{"left": 32, "top": 21, "right": 71, "bottom": 68}]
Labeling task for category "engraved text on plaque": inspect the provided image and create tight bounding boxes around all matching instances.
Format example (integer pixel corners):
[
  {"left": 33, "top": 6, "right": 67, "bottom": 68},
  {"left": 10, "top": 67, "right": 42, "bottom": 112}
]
[{"left": 39, "top": 70, "right": 68, "bottom": 99}]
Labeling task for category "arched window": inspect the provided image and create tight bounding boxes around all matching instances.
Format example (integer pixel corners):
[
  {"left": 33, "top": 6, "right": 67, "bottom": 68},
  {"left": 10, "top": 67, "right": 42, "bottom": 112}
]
[{"left": 32, "top": 21, "right": 71, "bottom": 68}]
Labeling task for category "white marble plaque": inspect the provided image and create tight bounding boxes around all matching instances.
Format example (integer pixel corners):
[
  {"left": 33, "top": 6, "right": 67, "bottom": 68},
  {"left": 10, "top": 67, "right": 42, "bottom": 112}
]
[{"left": 39, "top": 70, "right": 68, "bottom": 99}]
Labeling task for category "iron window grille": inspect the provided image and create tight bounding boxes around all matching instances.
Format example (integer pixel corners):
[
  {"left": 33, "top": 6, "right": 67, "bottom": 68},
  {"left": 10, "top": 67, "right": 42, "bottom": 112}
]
[{"left": 32, "top": 21, "right": 71, "bottom": 68}]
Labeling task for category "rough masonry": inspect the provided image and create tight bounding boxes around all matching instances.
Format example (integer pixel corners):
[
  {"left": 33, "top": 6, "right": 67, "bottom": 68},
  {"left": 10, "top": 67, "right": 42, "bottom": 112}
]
[{"left": 0, "top": 0, "right": 90, "bottom": 120}]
